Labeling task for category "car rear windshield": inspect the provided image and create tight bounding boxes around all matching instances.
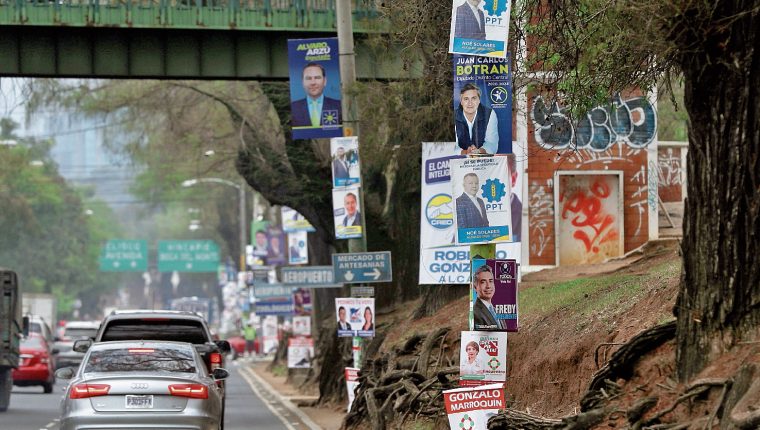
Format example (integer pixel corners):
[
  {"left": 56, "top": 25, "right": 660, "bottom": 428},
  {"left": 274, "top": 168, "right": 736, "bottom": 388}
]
[
  {"left": 21, "top": 336, "right": 44, "bottom": 348},
  {"left": 64, "top": 328, "right": 98, "bottom": 339},
  {"left": 100, "top": 319, "right": 209, "bottom": 344},
  {"left": 84, "top": 346, "right": 197, "bottom": 373}
]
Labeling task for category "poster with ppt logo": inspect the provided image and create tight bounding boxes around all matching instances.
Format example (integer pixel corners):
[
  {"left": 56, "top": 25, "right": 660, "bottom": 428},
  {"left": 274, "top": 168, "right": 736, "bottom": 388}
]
[{"left": 448, "top": 0, "right": 511, "bottom": 58}]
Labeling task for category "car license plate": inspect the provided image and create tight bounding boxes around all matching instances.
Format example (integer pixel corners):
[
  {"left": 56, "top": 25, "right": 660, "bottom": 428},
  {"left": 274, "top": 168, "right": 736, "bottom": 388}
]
[{"left": 125, "top": 395, "right": 154, "bottom": 409}]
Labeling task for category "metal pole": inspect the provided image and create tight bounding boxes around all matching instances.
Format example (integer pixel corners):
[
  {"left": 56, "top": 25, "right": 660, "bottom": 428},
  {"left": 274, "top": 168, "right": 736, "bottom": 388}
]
[
  {"left": 239, "top": 178, "right": 247, "bottom": 272},
  {"left": 337, "top": 0, "right": 367, "bottom": 369}
]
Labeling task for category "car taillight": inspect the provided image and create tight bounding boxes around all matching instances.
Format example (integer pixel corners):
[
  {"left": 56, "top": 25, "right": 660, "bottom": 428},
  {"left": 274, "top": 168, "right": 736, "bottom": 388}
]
[
  {"left": 168, "top": 384, "right": 208, "bottom": 399},
  {"left": 70, "top": 384, "right": 111, "bottom": 399},
  {"left": 209, "top": 352, "right": 222, "bottom": 371}
]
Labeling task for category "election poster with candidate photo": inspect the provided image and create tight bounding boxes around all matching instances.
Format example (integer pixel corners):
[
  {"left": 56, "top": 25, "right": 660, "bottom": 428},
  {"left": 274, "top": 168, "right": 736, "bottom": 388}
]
[
  {"left": 443, "top": 383, "right": 505, "bottom": 430},
  {"left": 469, "top": 258, "right": 518, "bottom": 332},
  {"left": 287, "top": 336, "right": 314, "bottom": 369},
  {"left": 453, "top": 54, "right": 512, "bottom": 155},
  {"left": 333, "top": 187, "right": 363, "bottom": 240},
  {"left": 287, "top": 37, "right": 343, "bottom": 139},
  {"left": 459, "top": 331, "right": 508, "bottom": 387},
  {"left": 265, "top": 225, "right": 287, "bottom": 266},
  {"left": 287, "top": 231, "right": 309, "bottom": 265},
  {"left": 451, "top": 156, "right": 512, "bottom": 244},
  {"left": 418, "top": 142, "right": 525, "bottom": 284},
  {"left": 331, "top": 137, "right": 361, "bottom": 188},
  {"left": 281, "top": 206, "right": 316, "bottom": 233},
  {"left": 335, "top": 297, "right": 375, "bottom": 338},
  {"left": 292, "top": 315, "right": 311, "bottom": 336},
  {"left": 448, "top": 0, "right": 511, "bottom": 58}
]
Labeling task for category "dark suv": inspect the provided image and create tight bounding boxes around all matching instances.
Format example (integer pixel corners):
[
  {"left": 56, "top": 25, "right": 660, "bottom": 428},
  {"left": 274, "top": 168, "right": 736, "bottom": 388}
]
[{"left": 73, "top": 310, "right": 230, "bottom": 427}]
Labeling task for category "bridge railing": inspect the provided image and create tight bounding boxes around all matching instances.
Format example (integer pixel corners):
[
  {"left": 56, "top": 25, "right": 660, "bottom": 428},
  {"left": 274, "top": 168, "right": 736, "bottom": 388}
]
[{"left": 0, "top": 0, "right": 384, "bottom": 32}]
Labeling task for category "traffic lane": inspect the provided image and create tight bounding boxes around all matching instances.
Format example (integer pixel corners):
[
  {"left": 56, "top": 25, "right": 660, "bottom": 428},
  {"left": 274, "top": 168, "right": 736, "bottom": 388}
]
[
  {"left": 224, "top": 364, "right": 289, "bottom": 430},
  {"left": 5, "top": 382, "right": 65, "bottom": 430}
]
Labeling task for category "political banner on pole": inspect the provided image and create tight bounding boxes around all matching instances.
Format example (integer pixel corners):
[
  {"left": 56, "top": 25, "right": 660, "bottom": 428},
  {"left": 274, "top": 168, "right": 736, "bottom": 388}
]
[
  {"left": 335, "top": 297, "right": 374, "bottom": 338},
  {"left": 293, "top": 315, "right": 311, "bottom": 336},
  {"left": 292, "top": 287, "right": 312, "bottom": 316},
  {"left": 287, "top": 336, "right": 314, "bottom": 369},
  {"left": 262, "top": 315, "right": 279, "bottom": 354},
  {"left": 451, "top": 156, "right": 512, "bottom": 244},
  {"left": 448, "top": 0, "right": 511, "bottom": 58},
  {"left": 459, "top": 331, "right": 507, "bottom": 387},
  {"left": 288, "top": 231, "right": 309, "bottom": 265},
  {"left": 453, "top": 54, "right": 512, "bottom": 155},
  {"left": 331, "top": 137, "right": 361, "bottom": 188},
  {"left": 252, "top": 220, "right": 270, "bottom": 259},
  {"left": 345, "top": 367, "right": 360, "bottom": 412},
  {"left": 443, "top": 383, "right": 505, "bottom": 430},
  {"left": 281, "top": 206, "right": 315, "bottom": 233},
  {"left": 266, "top": 225, "right": 287, "bottom": 266},
  {"left": 287, "top": 37, "right": 342, "bottom": 139},
  {"left": 418, "top": 142, "right": 524, "bottom": 284},
  {"left": 333, "top": 187, "right": 363, "bottom": 240},
  {"left": 470, "top": 259, "right": 518, "bottom": 331}
]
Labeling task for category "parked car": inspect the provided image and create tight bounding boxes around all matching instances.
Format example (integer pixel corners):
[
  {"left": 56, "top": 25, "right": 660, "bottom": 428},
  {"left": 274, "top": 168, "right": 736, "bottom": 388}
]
[
  {"left": 56, "top": 341, "right": 228, "bottom": 430},
  {"left": 54, "top": 321, "right": 100, "bottom": 370},
  {"left": 226, "top": 335, "right": 259, "bottom": 360},
  {"left": 12, "top": 334, "right": 56, "bottom": 393}
]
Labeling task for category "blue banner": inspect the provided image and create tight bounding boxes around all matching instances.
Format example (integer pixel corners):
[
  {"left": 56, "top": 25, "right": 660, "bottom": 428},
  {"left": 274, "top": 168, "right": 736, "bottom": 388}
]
[
  {"left": 288, "top": 38, "right": 343, "bottom": 140},
  {"left": 452, "top": 53, "right": 512, "bottom": 155}
]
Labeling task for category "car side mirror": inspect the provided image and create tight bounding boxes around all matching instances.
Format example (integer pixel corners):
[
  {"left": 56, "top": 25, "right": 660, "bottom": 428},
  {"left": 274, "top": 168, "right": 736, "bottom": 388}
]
[
  {"left": 55, "top": 367, "right": 75, "bottom": 380},
  {"left": 214, "top": 340, "right": 231, "bottom": 353},
  {"left": 211, "top": 368, "right": 229, "bottom": 380},
  {"left": 51, "top": 348, "right": 60, "bottom": 355},
  {"left": 72, "top": 339, "right": 92, "bottom": 353},
  {"left": 22, "top": 316, "right": 30, "bottom": 337}
]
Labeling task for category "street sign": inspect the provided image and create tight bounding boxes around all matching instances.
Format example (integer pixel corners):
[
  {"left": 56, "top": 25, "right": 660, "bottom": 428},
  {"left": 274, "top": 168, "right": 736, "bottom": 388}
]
[
  {"left": 332, "top": 251, "right": 392, "bottom": 284},
  {"left": 350, "top": 286, "right": 375, "bottom": 297},
  {"left": 99, "top": 240, "right": 148, "bottom": 272},
  {"left": 281, "top": 266, "right": 342, "bottom": 287},
  {"left": 157, "top": 240, "right": 220, "bottom": 273},
  {"left": 254, "top": 284, "right": 292, "bottom": 300}
]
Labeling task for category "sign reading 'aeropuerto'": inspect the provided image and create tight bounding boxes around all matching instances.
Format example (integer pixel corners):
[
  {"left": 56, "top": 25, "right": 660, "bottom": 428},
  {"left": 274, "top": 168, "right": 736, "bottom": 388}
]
[
  {"left": 281, "top": 266, "right": 340, "bottom": 287},
  {"left": 332, "top": 252, "right": 392, "bottom": 284},
  {"left": 99, "top": 240, "right": 148, "bottom": 272},
  {"left": 157, "top": 240, "right": 220, "bottom": 273}
]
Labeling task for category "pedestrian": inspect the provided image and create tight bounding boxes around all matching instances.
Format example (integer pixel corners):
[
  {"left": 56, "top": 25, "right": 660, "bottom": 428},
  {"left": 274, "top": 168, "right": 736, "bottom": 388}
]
[{"left": 243, "top": 323, "right": 256, "bottom": 358}]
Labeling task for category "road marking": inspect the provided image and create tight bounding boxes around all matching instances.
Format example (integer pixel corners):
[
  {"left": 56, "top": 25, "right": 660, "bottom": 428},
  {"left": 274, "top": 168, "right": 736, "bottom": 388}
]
[
  {"left": 237, "top": 366, "right": 297, "bottom": 430},
  {"left": 45, "top": 422, "right": 55, "bottom": 428}
]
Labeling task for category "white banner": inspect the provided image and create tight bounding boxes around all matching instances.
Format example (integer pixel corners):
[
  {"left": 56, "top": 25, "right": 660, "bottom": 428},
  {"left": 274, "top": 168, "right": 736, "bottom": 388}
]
[
  {"left": 419, "top": 142, "right": 524, "bottom": 284},
  {"left": 448, "top": 0, "right": 511, "bottom": 58},
  {"left": 335, "top": 297, "right": 374, "bottom": 337},
  {"left": 287, "top": 336, "right": 314, "bottom": 369},
  {"left": 292, "top": 315, "right": 311, "bottom": 336},
  {"left": 331, "top": 137, "right": 362, "bottom": 188},
  {"left": 459, "top": 331, "right": 508, "bottom": 386},
  {"left": 287, "top": 231, "right": 309, "bottom": 265}
]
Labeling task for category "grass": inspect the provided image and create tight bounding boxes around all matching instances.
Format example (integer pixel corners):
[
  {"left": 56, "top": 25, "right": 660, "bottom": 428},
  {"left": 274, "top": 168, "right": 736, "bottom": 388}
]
[{"left": 271, "top": 364, "right": 287, "bottom": 377}]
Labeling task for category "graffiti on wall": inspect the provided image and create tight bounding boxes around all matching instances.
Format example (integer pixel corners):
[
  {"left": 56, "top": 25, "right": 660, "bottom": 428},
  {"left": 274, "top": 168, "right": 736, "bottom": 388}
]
[
  {"left": 529, "top": 180, "right": 554, "bottom": 257},
  {"left": 657, "top": 147, "right": 684, "bottom": 202},
  {"left": 532, "top": 94, "right": 657, "bottom": 152},
  {"left": 630, "top": 166, "right": 650, "bottom": 236},
  {"left": 558, "top": 175, "right": 622, "bottom": 265}
]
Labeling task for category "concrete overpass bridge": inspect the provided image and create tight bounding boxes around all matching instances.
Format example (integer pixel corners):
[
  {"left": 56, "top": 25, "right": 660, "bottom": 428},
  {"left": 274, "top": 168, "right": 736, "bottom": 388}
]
[{"left": 0, "top": 0, "right": 399, "bottom": 79}]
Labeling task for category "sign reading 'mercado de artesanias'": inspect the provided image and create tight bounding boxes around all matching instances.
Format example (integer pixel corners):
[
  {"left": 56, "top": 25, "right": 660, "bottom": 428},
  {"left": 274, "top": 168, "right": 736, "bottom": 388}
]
[{"left": 332, "top": 252, "right": 392, "bottom": 284}]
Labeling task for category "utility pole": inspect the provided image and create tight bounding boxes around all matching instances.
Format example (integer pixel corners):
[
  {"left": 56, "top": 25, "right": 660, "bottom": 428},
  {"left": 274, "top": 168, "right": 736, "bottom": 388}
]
[
  {"left": 337, "top": 0, "right": 368, "bottom": 367},
  {"left": 239, "top": 177, "right": 247, "bottom": 272}
]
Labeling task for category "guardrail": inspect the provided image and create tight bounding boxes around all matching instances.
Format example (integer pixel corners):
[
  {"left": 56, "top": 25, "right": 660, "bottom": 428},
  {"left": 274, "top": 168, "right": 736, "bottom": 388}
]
[{"left": 0, "top": 0, "right": 384, "bottom": 32}]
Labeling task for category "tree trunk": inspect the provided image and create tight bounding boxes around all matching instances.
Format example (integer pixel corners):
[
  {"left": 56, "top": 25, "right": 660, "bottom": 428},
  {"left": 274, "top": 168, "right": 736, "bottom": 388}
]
[{"left": 674, "top": 0, "right": 760, "bottom": 380}]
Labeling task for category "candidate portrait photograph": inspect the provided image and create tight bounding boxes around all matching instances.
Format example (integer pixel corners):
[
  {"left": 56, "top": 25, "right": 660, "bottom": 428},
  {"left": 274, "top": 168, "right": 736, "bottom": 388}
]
[
  {"left": 453, "top": 0, "right": 486, "bottom": 40},
  {"left": 455, "top": 172, "right": 489, "bottom": 229},
  {"left": 332, "top": 187, "right": 363, "bottom": 239},
  {"left": 290, "top": 62, "right": 342, "bottom": 129},
  {"left": 454, "top": 82, "right": 499, "bottom": 155}
]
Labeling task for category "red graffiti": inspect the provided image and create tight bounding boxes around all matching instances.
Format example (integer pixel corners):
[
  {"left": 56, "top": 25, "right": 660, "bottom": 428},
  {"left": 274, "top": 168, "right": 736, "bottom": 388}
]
[{"left": 561, "top": 179, "right": 618, "bottom": 254}]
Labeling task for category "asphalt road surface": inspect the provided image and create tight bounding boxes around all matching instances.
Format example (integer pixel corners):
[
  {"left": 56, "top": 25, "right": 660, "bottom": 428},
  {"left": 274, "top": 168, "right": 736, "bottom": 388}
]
[{"left": 2, "top": 364, "right": 295, "bottom": 430}]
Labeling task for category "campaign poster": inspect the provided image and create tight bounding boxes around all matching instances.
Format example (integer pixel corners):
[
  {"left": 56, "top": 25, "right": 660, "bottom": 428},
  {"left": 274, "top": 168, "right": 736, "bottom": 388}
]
[
  {"left": 419, "top": 142, "right": 524, "bottom": 284},
  {"left": 292, "top": 315, "right": 311, "bottom": 336},
  {"left": 266, "top": 226, "right": 287, "bottom": 266},
  {"left": 470, "top": 259, "right": 518, "bottom": 332},
  {"left": 443, "top": 383, "right": 505, "bottom": 430},
  {"left": 292, "top": 287, "right": 312, "bottom": 316},
  {"left": 448, "top": 0, "right": 511, "bottom": 58},
  {"left": 335, "top": 297, "right": 375, "bottom": 338},
  {"left": 281, "top": 206, "right": 316, "bottom": 233},
  {"left": 288, "top": 231, "right": 309, "bottom": 265},
  {"left": 331, "top": 137, "right": 361, "bottom": 188},
  {"left": 345, "top": 367, "right": 360, "bottom": 412},
  {"left": 287, "top": 336, "right": 314, "bottom": 369},
  {"left": 451, "top": 156, "right": 512, "bottom": 244},
  {"left": 453, "top": 54, "right": 512, "bottom": 155},
  {"left": 287, "top": 38, "right": 342, "bottom": 139},
  {"left": 252, "top": 220, "right": 270, "bottom": 258},
  {"left": 459, "top": 331, "right": 508, "bottom": 387},
  {"left": 333, "top": 187, "right": 363, "bottom": 240},
  {"left": 262, "top": 315, "right": 279, "bottom": 354}
]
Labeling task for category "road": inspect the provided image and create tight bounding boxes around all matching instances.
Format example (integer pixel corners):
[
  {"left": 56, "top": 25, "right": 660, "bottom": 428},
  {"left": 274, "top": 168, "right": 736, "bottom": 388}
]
[{"left": 2, "top": 363, "right": 304, "bottom": 430}]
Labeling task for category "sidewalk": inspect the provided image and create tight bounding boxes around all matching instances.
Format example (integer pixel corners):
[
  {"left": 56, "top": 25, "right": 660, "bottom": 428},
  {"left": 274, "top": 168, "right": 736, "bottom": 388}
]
[{"left": 243, "top": 358, "right": 346, "bottom": 430}]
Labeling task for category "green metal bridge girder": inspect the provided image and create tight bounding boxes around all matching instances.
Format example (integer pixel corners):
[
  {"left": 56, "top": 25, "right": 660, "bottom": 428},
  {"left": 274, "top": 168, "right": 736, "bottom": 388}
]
[{"left": 0, "top": 0, "right": 407, "bottom": 79}]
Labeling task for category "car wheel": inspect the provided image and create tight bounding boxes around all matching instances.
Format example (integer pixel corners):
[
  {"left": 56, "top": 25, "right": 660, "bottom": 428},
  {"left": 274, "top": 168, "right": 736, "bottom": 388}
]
[
  {"left": 0, "top": 369, "right": 10, "bottom": 412},
  {"left": 43, "top": 382, "right": 54, "bottom": 394}
]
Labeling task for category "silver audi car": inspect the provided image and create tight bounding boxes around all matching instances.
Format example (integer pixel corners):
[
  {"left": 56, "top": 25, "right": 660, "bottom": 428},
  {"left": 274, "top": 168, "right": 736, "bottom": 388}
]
[{"left": 56, "top": 340, "right": 228, "bottom": 430}]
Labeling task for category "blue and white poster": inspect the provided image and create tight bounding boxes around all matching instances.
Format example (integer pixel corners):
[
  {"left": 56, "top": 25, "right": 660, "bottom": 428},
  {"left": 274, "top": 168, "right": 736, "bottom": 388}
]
[
  {"left": 331, "top": 137, "right": 361, "bottom": 188},
  {"left": 288, "top": 231, "right": 309, "bottom": 265},
  {"left": 287, "top": 37, "right": 343, "bottom": 139},
  {"left": 333, "top": 187, "right": 363, "bottom": 240},
  {"left": 453, "top": 54, "right": 512, "bottom": 155},
  {"left": 448, "top": 0, "right": 511, "bottom": 58},
  {"left": 451, "top": 156, "right": 512, "bottom": 244}
]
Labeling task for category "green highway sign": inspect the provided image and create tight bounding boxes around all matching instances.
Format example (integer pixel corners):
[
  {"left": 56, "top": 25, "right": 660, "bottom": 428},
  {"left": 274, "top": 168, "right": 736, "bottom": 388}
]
[
  {"left": 99, "top": 240, "right": 148, "bottom": 272},
  {"left": 157, "top": 240, "right": 220, "bottom": 272}
]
